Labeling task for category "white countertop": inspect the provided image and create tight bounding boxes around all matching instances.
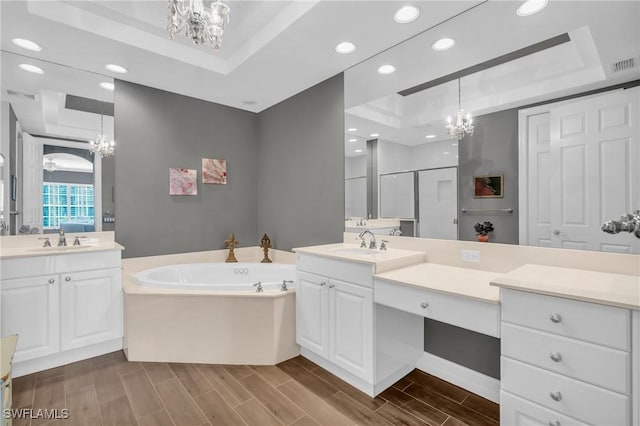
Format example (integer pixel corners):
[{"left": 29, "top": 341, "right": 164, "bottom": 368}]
[
  {"left": 0, "top": 231, "right": 123, "bottom": 259},
  {"left": 293, "top": 243, "right": 425, "bottom": 273},
  {"left": 490, "top": 264, "right": 640, "bottom": 310},
  {"left": 374, "top": 263, "right": 502, "bottom": 304}
]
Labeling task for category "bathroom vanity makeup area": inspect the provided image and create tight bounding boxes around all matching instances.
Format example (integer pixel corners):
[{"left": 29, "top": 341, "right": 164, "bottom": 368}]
[{"left": 293, "top": 237, "right": 640, "bottom": 425}]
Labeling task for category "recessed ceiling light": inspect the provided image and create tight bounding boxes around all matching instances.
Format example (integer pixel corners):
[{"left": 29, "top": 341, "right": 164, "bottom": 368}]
[
  {"left": 349, "top": 138, "right": 358, "bottom": 142},
  {"left": 355, "top": 149, "right": 363, "bottom": 153},
  {"left": 394, "top": 6, "right": 420, "bottom": 23},
  {"left": 432, "top": 38, "right": 455, "bottom": 51},
  {"left": 100, "top": 82, "right": 115, "bottom": 91},
  {"left": 370, "top": 133, "right": 380, "bottom": 137},
  {"left": 18, "top": 64, "right": 44, "bottom": 74},
  {"left": 335, "top": 42, "right": 356, "bottom": 54},
  {"left": 243, "top": 100, "right": 256, "bottom": 105},
  {"left": 377, "top": 64, "right": 396, "bottom": 75},
  {"left": 105, "top": 64, "right": 127, "bottom": 74},
  {"left": 12, "top": 38, "right": 42, "bottom": 52},
  {"left": 443, "top": 151, "right": 450, "bottom": 155},
  {"left": 452, "top": 143, "right": 458, "bottom": 146},
  {"left": 517, "top": 0, "right": 548, "bottom": 16},
  {"left": 425, "top": 134, "right": 436, "bottom": 139},
  {"left": 347, "top": 128, "right": 358, "bottom": 132}
]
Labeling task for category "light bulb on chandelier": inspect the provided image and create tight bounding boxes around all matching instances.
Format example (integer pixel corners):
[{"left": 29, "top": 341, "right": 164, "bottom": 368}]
[
  {"left": 167, "top": 0, "right": 230, "bottom": 51},
  {"left": 89, "top": 102, "right": 115, "bottom": 158},
  {"left": 446, "top": 78, "right": 474, "bottom": 140}
]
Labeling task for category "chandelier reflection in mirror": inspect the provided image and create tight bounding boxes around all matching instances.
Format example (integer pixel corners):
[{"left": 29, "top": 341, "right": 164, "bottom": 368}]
[
  {"left": 89, "top": 102, "right": 115, "bottom": 158},
  {"left": 167, "top": 0, "right": 230, "bottom": 50},
  {"left": 446, "top": 78, "right": 474, "bottom": 140}
]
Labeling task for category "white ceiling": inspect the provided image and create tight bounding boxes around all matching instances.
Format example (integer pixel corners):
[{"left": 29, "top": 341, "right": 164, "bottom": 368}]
[
  {"left": 0, "top": 0, "right": 481, "bottom": 115},
  {"left": 343, "top": 1, "right": 640, "bottom": 156}
]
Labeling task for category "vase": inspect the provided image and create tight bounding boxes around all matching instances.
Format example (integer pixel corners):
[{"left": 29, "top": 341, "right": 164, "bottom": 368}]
[{"left": 477, "top": 234, "right": 489, "bottom": 243}]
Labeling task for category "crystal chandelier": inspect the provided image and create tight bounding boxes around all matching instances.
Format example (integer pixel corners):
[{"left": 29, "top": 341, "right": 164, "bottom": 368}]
[
  {"left": 167, "top": 0, "right": 230, "bottom": 51},
  {"left": 89, "top": 103, "right": 115, "bottom": 158},
  {"left": 446, "top": 78, "right": 474, "bottom": 140}
]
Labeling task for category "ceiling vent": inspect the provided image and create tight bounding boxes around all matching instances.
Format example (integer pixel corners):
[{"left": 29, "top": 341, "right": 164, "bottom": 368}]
[
  {"left": 6, "top": 89, "right": 38, "bottom": 101},
  {"left": 610, "top": 57, "right": 638, "bottom": 74}
]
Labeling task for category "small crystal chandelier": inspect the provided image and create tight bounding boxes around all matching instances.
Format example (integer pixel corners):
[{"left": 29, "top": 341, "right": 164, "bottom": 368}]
[
  {"left": 446, "top": 78, "right": 474, "bottom": 140},
  {"left": 89, "top": 103, "right": 115, "bottom": 158},
  {"left": 167, "top": 0, "right": 230, "bottom": 51}
]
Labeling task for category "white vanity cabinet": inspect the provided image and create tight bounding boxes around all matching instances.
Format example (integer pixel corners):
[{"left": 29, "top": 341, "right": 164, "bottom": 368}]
[
  {"left": 499, "top": 289, "right": 633, "bottom": 426},
  {"left": 296, "top": 269, "right": 374, "bottom": 382},
  {"left": 295, "top": 248, "right": 424, "bottom": 397},
  {"left": 0, "top": 249, "right": 123, "bottom": 376}
]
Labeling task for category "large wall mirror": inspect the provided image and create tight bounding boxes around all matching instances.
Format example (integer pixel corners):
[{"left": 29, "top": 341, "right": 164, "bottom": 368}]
[
  {"left": 344, "top": 1, "right": 640, "bottom": 254},
  {"left": 1, "top": 50, "right": 115, "bottom": 236}
]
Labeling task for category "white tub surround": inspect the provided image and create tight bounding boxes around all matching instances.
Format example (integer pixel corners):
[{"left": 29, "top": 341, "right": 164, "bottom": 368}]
[
  {"left": 491, "top": 265, "right": 640, "bottom": 426},
  {"left": 0, "top": 232, "right": 123, "bottom": 377},
  {"left": 122, "top": 248, "right": 299, "bottom": 365},
  {"left": 294, "top": 243, "right": 425, "bottom": 397}
]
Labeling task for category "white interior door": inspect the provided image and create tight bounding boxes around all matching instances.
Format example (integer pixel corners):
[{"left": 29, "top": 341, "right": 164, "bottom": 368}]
[
  {"left": 418, "top": 167, "right": 458, "bottom": 239},
  {"left": 526, "top": 88, "right": 639, "bottom": 253}
]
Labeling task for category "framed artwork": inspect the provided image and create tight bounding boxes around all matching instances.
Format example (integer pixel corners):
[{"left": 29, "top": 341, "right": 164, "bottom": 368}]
[
  {"left": 202, "top": 158, "right": 227, "bottom": 184},
  {"left": 169, "top": 168, "right": 197, "bottom": 195},
  {"left": 474, "top": 175, "right": 503, "bottom": 198}
]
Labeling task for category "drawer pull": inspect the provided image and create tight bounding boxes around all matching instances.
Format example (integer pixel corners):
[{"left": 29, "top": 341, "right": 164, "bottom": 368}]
[
  {"left": 320, "top": 282, "right": 327, "bottom": 286},
  {"left": 549, "top": 352, "right": 562, "bottom": 363},
  {"left": 549, "top": 313, "right": 562, "bottom": 323},
  {"left": 329, "top": 284, "right": 335, "bottom": 289},
  {"left": 548, "top": 421, "right": 560, "bottom": 426},
  {"left": 420, "top": 302, "right": 429, "bottom": 309},
  {"left": 549, "top": 391, "right": 562, "bottom": 402},
  {"left": 48, "top": 278, "right": 55, "bottom": 284},
  {"left": 65, "top": 276, "right": 71, "bottom": 282}
]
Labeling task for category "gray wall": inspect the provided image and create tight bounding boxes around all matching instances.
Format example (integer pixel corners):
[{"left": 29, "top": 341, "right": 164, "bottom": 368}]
[
  {"left": 114, "top": 80, "right": 259, "bottom": 258},
  {"left": 424, "top": 319, "right": 500, "bottom": 379},
  {"left": 458, "top": 108, "right": 519, "bottom": 244},
  {"left": 257, "top": 74, "right": 345, "bottom": 251}
]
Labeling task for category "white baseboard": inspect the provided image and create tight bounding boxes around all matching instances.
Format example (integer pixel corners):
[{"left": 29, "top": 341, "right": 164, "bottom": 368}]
[
  {"left": 13, "top": 338, "right": 123, "bottom": 378},
  {"left": 416, "top": 351, "right": 500, "bottom": 403}
]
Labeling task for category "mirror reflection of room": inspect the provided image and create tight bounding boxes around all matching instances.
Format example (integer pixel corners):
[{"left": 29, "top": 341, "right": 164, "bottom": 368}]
[
  {"left": 344, "top": 1, "right": 640, "bottom": 254},
  {"left": 1, "top": 51, "right": 115, "bottom": 236}
]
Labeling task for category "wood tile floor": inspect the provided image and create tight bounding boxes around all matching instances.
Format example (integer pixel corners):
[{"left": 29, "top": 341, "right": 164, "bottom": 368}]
[{"left": 11, "top": 351, "right": 499, "bottom": 426}]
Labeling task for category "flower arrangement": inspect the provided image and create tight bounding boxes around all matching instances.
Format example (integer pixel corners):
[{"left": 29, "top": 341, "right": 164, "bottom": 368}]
[{"left": 474, "top": 221, "right": 494, "bottom": 236}]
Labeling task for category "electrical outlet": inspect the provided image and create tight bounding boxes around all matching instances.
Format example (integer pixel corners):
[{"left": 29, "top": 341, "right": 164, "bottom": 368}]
[{"left": 461, "top": 249, "right": 481, "bottom": 263}]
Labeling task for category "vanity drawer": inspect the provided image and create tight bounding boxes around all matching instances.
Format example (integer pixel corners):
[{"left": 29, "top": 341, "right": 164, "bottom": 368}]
[
  {"left": 501, "top": 289, "right": 630, "bottom": 351},
  {"left": 501, "top": 357, "right": 630, "bottom": 426},
  {"left": 501, "top": 391, "right": 589, "bottom": 426},
  {"left": 502, "top": 323, "right": 630, "bottom": 394},
  {"left": 374, "top": 279, "right": 500, "bottom": 337}
]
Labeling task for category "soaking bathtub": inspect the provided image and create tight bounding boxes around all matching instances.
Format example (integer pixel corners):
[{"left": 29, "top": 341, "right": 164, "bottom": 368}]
[{"left": 122, "top": 255, "right": 300, "bottom": 365}]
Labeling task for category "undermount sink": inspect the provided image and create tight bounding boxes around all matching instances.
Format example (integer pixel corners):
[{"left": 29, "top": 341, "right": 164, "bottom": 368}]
[{"left": 330, "top": 247, "right": 381, "bottom": 257}]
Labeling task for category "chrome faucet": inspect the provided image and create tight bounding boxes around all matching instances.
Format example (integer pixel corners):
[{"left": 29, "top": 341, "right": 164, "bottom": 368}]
[
  {"left": 602, "top": 210, "right": 640, "bottom": 239},
  {"left": 57, "top": 228, "right": 67, "bottom": 246},
  {"left": 253, "top": 281, "right": 263, "bottom": 293},
  {"left": 358, "top": 230, "right": 377, "bottom": 249},
  {"left": 281, "top": 280, "right": 293, "bottom": 291}
]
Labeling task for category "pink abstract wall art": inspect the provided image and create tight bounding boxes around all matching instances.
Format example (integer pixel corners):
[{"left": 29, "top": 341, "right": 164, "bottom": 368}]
[
  {"left": 202, "top": 158, "right": 227, "bottom": 184},
  {"left": 169, "top": 168, "right": 197, "bottom": 195}
]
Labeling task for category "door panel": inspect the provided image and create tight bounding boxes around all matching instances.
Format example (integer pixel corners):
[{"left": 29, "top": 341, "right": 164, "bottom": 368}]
[
  {"left": 418, "top": 167, "right": 458, "bottom": 239},
  {"left": 1, "top": 275, "right": 59, "bottom": 362},
  {"left": 296, "top": 271, "right": 329, "bottom": 357},
  {"left": 329, "top": 279, "right": 373, "bottom": 381},
  {"left": 60, "top": 268, "right": 122, "bottom": 350}
]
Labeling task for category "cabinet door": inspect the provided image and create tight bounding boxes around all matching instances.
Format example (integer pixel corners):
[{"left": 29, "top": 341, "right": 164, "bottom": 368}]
[
  {"left": 60, "top": 268, "right": 122, "bottom": 351},
  {"left": 329, "top": 279, "right": 373, "bottom": 381},
  {"left": 1, "top": 276, "right": 60, "bottom": 362},
  {"left": 296, "top": 271, "right": 329, "bottom": 358},
  {"left": 501, "top": 391, "right": 589, "bottom": 426}
]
